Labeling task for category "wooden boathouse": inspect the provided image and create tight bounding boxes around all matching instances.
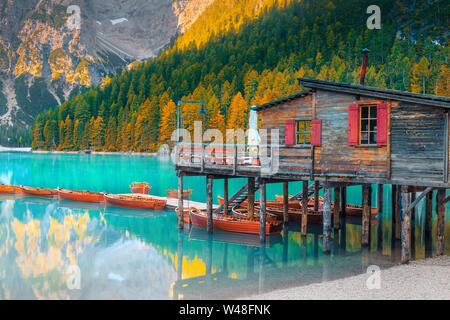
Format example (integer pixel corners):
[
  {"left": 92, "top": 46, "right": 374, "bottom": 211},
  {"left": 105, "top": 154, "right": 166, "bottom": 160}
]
[{"left": 175, "top": 54, "right": 450, "bottom": 264}]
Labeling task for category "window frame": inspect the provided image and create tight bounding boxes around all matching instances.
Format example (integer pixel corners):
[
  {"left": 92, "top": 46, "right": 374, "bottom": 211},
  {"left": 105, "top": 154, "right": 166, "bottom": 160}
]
[
  {"left": 359, "top": 105, "right": 378, "bottom": 146},
  {"left": 295, "top": 119, "right": 312, "bottom": 147}
]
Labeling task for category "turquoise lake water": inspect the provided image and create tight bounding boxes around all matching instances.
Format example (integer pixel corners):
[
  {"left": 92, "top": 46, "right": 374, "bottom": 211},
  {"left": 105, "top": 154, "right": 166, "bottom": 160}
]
[{"left": 0, "top": 152, "right": 448, "bottom": 299}]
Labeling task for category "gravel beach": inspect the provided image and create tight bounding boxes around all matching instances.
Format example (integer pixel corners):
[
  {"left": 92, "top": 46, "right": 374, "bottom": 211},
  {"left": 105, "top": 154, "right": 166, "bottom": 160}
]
[{"left": 244, "top": 256, "right": 450, "bottom": 300}]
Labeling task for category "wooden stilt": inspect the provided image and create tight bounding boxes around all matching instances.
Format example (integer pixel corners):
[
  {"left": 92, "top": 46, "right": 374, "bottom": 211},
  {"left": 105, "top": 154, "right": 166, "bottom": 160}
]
[
  {"left": 425, "top": 190, "right": 433, "bottom": 233},
  {"left": 436, "top": 189, "right": 446, "bottom": 256},
  {"left": 223, "top": 178, "right": 229, "bottom": 214},
  {"left": 333, "top": 187, "right": 340, "bottom": 230},
  {"left": 410, "top": 188, "right": 416, "bottom": 222},
  {"left": 314, "top": 181, "right": 320, "bottom": 211},
  {"left": 395, "top": 185, "right": 401, "bottom": 240},
  {"left": 177, "top": 172, "right": 184, "bottom": 229},
  {"left": 283, "top": 181, "right": 289, "bottom": 223},
  {"left": 377, "top": 184, "right": 383, "bottom": 212},
  {"left": 340, "top": 186, "right": 347, "bottom": 218},
  {"left": 206, "top": 175, "right": 213, "bottom": 234},
  {"left": 259, "top": 178, "right": 266, "bottom": 243},
  {"left": 362, "top": 184, "right": 371, "bottom": 246},
  {"left": 323, "top": 185, "right": 332, "bottom": 254},
  {"left": 248, "top": 177, "right": 255, "bottom": 218},
  {"left": 391, "top": 184, "right": 397, "bottom": 237},
  {"left": 400, "top": 185, "right": 411, "bottom": 264},
  {"left": 301, "top": 180, "right": 308, "bottom": 236}
]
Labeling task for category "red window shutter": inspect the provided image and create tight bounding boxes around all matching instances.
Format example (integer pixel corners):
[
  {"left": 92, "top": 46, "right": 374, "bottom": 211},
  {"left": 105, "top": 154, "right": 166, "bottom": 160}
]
[
  {"left": 311, "top": 120, "right": 322, "bottom": 146},
  {"left": 377, "top": 103, "right": 388, "bottom": 145},
  {"left": 285, "top": 120, "right": 295, "bottom": 146},
  {"left": 348, "top": 105, "right": 359, "bottom": 145}
]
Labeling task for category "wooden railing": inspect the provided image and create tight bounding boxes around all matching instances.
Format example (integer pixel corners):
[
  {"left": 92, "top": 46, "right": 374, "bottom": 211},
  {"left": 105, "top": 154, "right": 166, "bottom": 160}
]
[{"left": 175, "top": 142, "right": 276, "bottom": 174}]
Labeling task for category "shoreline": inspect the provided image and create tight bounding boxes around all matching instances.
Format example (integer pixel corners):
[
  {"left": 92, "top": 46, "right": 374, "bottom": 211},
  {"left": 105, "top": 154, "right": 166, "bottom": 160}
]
[
  {"left": 242, "top": 256, "right": 450, "bottom": 300},
  {"left": 30, "top": 150, "right": 166, "bottom": 156}
]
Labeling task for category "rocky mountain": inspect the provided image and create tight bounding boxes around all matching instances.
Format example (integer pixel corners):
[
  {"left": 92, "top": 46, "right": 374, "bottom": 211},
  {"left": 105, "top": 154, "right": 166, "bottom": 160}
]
[{"left": 0, "top": 0, "right": 212, "bottom": 145}]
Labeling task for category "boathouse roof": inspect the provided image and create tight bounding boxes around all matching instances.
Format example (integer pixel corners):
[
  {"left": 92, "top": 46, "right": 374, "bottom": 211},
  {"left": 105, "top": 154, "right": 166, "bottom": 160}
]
[{"left": 252, "top": 78, "right": 450, "bottom": 111}]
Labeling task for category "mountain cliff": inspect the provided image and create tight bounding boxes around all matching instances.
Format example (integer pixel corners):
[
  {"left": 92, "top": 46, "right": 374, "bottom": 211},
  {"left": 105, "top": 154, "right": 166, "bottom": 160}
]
[{"left": 0, "top": 0, "right": 213, "bottom": 146}]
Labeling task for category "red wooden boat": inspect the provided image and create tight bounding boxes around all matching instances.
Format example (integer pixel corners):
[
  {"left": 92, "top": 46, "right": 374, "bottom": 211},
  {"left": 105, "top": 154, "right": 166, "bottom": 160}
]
[
  {"left": 105, "top": 194, "right": 166, "bottom": 210},
  {"left": 218, "top": 195, "right": 303, "bottom": 209},
  {"left": 189, "top": 207, "right": 282, "bottom": 236},
  {"left": 57, "top": 188, "right": 105, "bottom": 203},
  {"left": 130, "top": 182, "right": 151, "bottom": 194},
  {"left": 166, "top": 189, "right": 192, "bottom": 199},
  {"left": 0, "top": 184, "right": 20, "bottom": 194},
  {"left": 20, "top": 186, "right": 57, "bottom": 197},
  {"left": 175, "top": 207, "right": 192, "bottom": 223}
]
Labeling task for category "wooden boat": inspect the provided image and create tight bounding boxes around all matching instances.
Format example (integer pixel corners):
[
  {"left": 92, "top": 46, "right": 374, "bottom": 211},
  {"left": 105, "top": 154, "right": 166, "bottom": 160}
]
[
  {"left": 105, "top": 193, "right": 166, "bottom": 210},
  {"left": 130, "top": 182, "right": 151, "bottom": 194},
  {"left": 253, "top": 205, "right": 323, "bottom": 224},
  {"left": 166, "top": 189, "right": 192, "bottom": 199},
  {"left": 275, "top": 194, "right": 323, "bottom": 207},
  {"left": 57, "top": 188, "right": 105, "bottom": 203},
  {"left": 0, "top": 184, "right": 20, "bottom": 194},
  {"left": 218, "top": 195, "right": 302, "bottom": 209},
  {"left": 175, "top": 207, "right": 192, "bottom": 223},
  {"left": 189, "top": 207, "right": 282, "bottom": 236},
  {"left": 20, "top": 186, "right": 57, "bottom": 197}
]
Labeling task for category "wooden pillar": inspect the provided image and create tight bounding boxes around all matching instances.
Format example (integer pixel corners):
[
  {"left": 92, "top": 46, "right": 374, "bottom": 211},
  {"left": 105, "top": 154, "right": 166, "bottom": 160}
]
[
  {"left": 340, "top": 186, "right": 347, "bottom": 217},
  {"left": 410, "top": 188, "right": 416, "bottom": 222},
  {"left": 333, "top": 187, "right": 341, "bottom": 230},
  {"left": 362, "top": 184, "right": 371, "bottom": 246},
  {"left": 377, "top": 184, "right": 383, "bottom": 212},
  {"left": 400, "top": 185, "right": 411, "bottom": 264},
  {"left": 206, "top": 175, "right": 213, "bottom": 234},
  {"left": 283, "top": 181, "right": 289, "bottom": 223},
  {"left": 248, "top": 177, "right": 255, "bottom": 218},
  {"left": 436, "top": 189, "right": 446, "bottom": 256},
  {"left": 177, "top": 172, "right": 184, "bottom": 229},
  {"left": 314, "top": 181, "right": 320, "bottom": 211},
  {"left": 223, "top": 178, "right": 229, "bottom": 214},
  {"left": 322, "top": 185, "right": 332, "bottom": 254},
  {"left": 259, "top": 178, "right": 266, "bottom": 243},
  {"left": 425, "top": 190, "right": 433, "bottom": 233},
  {"left": 301, "top": 180, "right": 308, "bottom": 236}
]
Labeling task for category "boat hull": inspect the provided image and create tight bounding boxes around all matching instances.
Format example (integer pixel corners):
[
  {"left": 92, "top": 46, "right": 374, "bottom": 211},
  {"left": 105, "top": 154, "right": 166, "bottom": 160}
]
[
  {"left": 166, "top": 189, "right": 192, "bottom": 199},
  {"left": 0, "top": 185, "right": 19, "bottom": 194},
  {"left": 58, "top": 189, "right": 105, "bottom": 203},
  {"left": 20, "top": 186, "right": 57, "bottom": 197},
  {"left": 190, "top": 209, "right": 282, "bottom": 235},
  {"left": 105, "top": 194, "right": 166, "bottom": 210}
]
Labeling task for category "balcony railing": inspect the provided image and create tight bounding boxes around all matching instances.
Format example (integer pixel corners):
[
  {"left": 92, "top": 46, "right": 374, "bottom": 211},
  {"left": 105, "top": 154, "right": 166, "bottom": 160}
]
[{"left": 174, "top": 142, "right": 277, "bottom": 175}]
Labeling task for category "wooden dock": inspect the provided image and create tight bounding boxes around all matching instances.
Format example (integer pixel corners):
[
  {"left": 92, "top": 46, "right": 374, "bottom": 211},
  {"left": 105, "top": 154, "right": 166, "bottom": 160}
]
[{"left": 122, "top": 194, "right": 218, "bottom": 211}]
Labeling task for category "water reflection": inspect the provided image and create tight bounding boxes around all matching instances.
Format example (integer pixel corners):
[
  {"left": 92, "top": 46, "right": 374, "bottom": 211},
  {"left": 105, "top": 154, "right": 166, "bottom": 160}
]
[{"left": 0, "top": 194, "right": 449, "bottom": 300}]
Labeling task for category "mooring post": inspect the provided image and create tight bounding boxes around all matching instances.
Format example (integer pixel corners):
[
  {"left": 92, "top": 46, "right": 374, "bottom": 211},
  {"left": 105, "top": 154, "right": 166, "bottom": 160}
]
[
  {"left": 314, "top": 181, "right": 320, "bottom": 211},
  {"left": 362, "top": 184, "right": 371, "bottom": 246},
  {"left": 177, "top": 172, "right": 184, "bottom": 229},
  {"left": 301, "top": 180, "right": 308, "bottom": 236},
  {"left": 259, "top": 178, "right": 267, "bottom": 242},
  {"left": 248, "top": 177, "right": 255, "bottom": 218},
  {"left": 223, "top": 178, "right": 229, "bottom": 214},
  {"left": 283, "top": 181, "right": 289, "bottom": 223},
  {"left": 206, "top": 175, "right": 213, "bottom": 234},
  {"left": 333, "top": 186, "right": 341, "bottom": 230},
  {"left": 436, "top": 188, "right": 446, "bottom": 256},
  {"left": 323, "top": 184, "right": 332, "bottom": 254},
  {"left": 400, "top": 185, "right": 411, "bottom": 264}
]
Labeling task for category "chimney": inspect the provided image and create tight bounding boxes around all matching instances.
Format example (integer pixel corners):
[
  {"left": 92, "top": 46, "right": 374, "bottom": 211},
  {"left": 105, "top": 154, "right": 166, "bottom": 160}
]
[{"left": 359, "top": 48, "right": 370, "bottom": 85}]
